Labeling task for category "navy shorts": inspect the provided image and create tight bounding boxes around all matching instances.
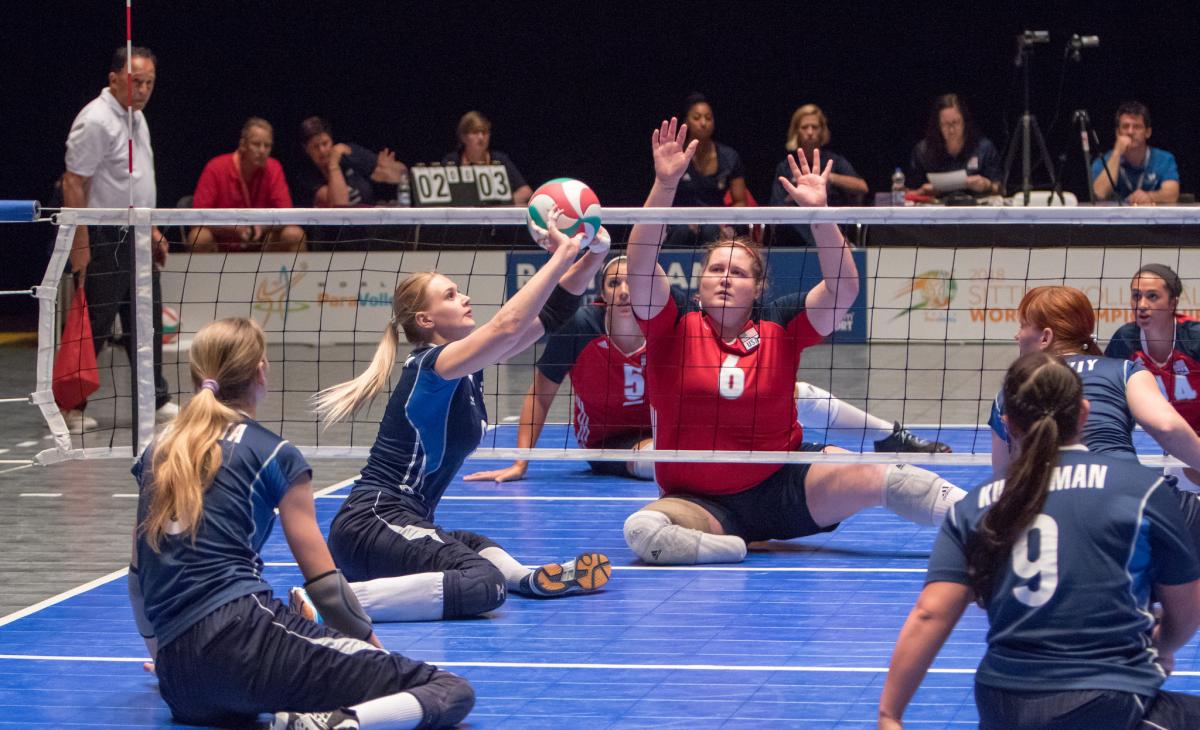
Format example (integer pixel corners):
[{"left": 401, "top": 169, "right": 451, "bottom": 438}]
[
  {"left": 975, "top": 682, "right": 1200, "bottom": 729},
  {"left": 586, "top": 430, "right": 653, "bottom": 477},
  {"left": 156, "top": 592, "right": 439, "bottom": 727},
  {"left": 671, "top": 442, "right": 838, "bottom": 543},
  {"left": 329, "top": 489, "right": 501, "bottom": 584}
]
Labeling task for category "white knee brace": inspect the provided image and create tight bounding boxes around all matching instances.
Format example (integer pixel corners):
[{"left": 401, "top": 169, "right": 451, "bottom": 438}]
[
  {"left": 882, "top": 464, "right": 966, "bottom": 526},
  {"left": 794, "top": 381, "right": 839, "bottom": 429},
  {"left": 623, "top": 510, "right": 747, "bottom": 565}
]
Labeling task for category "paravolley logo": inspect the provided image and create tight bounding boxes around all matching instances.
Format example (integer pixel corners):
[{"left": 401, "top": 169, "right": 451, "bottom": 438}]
[
  {"left": 254, "top": 264, "right": 311, "bottom": 325},
  {"left": 893, "top": 270, "right": 956, "bottom": 320}
]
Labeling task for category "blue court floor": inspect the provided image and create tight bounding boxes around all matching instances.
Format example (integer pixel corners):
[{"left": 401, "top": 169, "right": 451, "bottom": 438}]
[{"left": 2, "top": 425, "right": 1199, "bottom": 728}]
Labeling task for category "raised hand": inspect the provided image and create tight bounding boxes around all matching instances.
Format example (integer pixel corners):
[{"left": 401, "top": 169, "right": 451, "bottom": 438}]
[
  {"left": 780, "top": 148, "right": 832, "bottom": 208},
  {"left": 543, "top": 207, "right": 583, "bottom": 256},
  {"left": 372, "top": 148, "right": 406, "bottom": 184},
  {"left": 651, "top": 117, "right": 698, "bottom": 185}
]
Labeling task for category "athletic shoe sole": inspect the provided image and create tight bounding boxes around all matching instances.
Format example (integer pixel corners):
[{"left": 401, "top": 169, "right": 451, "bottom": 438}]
[
  {"left": 288, "top": 586, "right": 321, "bottom": 624},
  {"left": 533, "top": 552, "right": 611, "bottom": 595}
]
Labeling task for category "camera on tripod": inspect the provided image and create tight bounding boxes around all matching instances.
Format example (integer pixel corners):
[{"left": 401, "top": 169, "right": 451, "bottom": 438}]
[
  {"left": 1017, "top": 30, "right": 1049, "bottom": 47},
  {"left": 1014, "top": 30, "right": 1049, "bottom": 67}
]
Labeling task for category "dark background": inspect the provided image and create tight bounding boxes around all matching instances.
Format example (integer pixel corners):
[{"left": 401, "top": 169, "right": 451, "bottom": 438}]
[{"left": 2, "top": 1, "right": 1197, "bottom": 325}]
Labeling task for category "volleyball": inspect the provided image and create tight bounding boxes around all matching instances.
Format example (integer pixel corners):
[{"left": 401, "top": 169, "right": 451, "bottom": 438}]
[
  {"left": 526, "top": 178, "right": 602, "bottom": 250},
  {"left": 162, "top": 305, "right": 180, "bottom": 344}
]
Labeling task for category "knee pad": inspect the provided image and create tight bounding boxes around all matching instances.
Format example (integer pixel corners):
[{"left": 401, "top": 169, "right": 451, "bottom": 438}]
[
  {"left": 441, "top": 562, "right": 506, "bottom": 618},
  {"left": 408, "top": 669, "right": 476, "bottom": 729},
  {"left": 883, "top": 464, "right": 966, "bottom": 526},
  {"left": 623, "top": 510, "right": 746, "bottom": 565},
  {"left": 794, "top": 381, "right": 838, "bottom": 428}
]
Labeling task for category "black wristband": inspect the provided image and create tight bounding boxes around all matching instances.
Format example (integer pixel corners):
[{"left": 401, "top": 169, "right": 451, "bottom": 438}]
[{"left": 537, "top": 285, "right": 582, "bottom": 334}]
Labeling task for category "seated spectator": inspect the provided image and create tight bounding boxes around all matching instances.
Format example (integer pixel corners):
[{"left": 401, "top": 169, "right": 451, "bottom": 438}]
[
  {"left": 769, "top": 104, "right": 867, "bottom": 245},
  {"left": 188, "top": 117, "right": 306, "bottom": 252},
  {"left": 441, "top": 111, "right": 532, "bottom": 205},
  {"left": 664, "top": 93, "right": 747, "bottom": 246},
  {"left": 1091, "top": 101, "right": 1180, "bottom": 205},
  {"left": 296, "top": 116, "right": 407, "bottom": 207},
  {"left": 908, "top": 94, "right": 1001, "bottom": 196}
]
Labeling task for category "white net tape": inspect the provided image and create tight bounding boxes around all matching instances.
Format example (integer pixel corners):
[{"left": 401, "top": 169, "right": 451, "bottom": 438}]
[{"left": 35, "top": 205, "right": 1200, "bottom": 468}]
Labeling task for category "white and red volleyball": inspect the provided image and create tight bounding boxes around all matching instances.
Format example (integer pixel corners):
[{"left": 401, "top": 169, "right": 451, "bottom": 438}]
[
  {"left": 161, "top": 305, "right": 180, "bottom": 344},
  {"left": 526, "top": 178, "right": 602, "bottom": 250}
]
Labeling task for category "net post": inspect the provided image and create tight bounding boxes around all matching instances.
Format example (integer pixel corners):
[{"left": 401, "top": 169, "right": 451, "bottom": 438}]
[
  {"left": 32, "top": 222, "right": 80, "bottom": 461},
  {"left": 132, "top": 208, "right": 155, "bottom": 456}
]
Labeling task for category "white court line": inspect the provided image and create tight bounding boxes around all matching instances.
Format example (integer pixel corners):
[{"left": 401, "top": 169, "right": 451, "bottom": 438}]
[
  {"left": 0, "top": 459, "right": 33, "bottom": 464},
  {"left": 15, "top": 440, "right": 37, "bottom": 448},
  {"left": 111, "top": 493, "right": 138, "bottom": 499},
  {"left": 0, "top": 653, "right": 1196, "bottom": 677},
  {"left": 0, "top": 475, "right": 360, "bottom": 629},
  {"left": 261, "top": 561, "right": 924, "bottom": 573},
  {"left": 0, "top": 464, "right": 33, "bottom": 475},
  {"left": 0, "top": 448, "right": 9, "bottom": 454},
  {"left": 19, "top": 492, "right": 61, "bottom": 498},
  {"left": 0, "top": 568, "right": 128, "bottom": 628}
]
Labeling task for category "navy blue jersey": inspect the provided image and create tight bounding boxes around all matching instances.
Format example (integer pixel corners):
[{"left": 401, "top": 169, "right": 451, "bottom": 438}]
[
  {"left": 133, "top": 418, "right": 311, "bottom": 647},
  {"left": 349, "top": 344, "right": 487, "bottom": 519},
  {"left": 908, "top": 137, "right": 1003, "bottom": 189},
  {"left": 990, "top": 354, "right": 1145, "bottom": 458},
  {"left": 674, "top": 142, "right": 746, "bottom": 208},
  {"left": 295, "top": 142, "right": 380, "bottom": 207},
  {"left": 928, "top": 447, "right": 1200, "bottom": 695},
  {"left": 440, "top": 150, "right": 528, "bottom": 197}
]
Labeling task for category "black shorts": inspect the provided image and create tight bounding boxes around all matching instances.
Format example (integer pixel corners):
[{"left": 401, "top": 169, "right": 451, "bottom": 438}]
[
  {"left": 328, "top": 490, "right": 501, "bottom": 584},
  {"left": 671, "top": 442, "right": 838, "bottom": 543},
  {"left": 586, "top": 430, "right": 652, "bottom": 477},
  {"left": 975, "top": 682, "right": 1200, "bottom": 730},
  {"left": 156, "top": 592, "right": 438, "bottom": 727}
]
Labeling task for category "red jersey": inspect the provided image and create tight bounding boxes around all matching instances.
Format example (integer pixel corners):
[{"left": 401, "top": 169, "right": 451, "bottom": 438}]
[
  {"left": 639, "top": 289, "right": 822, "bottom": 495},
  {"left": 1106, "top": 317, "right": 1200, "bottom": 432},
  {"left": 537, "top": 302, "right": 651, "bottom": 449}
]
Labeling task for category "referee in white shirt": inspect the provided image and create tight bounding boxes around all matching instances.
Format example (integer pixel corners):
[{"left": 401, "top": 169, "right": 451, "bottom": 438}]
[{"left": 61, "top": 47, "right": 174, "bottom": 433}]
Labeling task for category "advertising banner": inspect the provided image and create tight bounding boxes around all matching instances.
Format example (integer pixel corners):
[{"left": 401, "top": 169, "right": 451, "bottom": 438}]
[{"left": 507, "top": 248, "right": 869, "bottom": 343}]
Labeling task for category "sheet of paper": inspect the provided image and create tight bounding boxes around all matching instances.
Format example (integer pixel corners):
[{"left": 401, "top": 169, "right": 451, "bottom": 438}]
[{"left": 928, "top": 169, "right": 968, "bottom": 193}]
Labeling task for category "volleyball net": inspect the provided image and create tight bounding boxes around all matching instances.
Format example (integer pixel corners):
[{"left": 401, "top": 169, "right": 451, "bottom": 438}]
[{"left": 30, "top": 204, "right": 1200, "bottom": 467}]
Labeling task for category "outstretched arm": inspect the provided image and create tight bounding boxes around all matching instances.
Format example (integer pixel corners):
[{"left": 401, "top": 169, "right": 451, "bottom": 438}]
[
  {"left": 878, "top": 581, "right": 971, "bottom": 729},
  {"left": 780, "top": 149, "right": 860, "bottom": 336},
  {"left": 628, "top": 118, "right": 697, "bottom": 321},
  {"left": 435, "top": 211, "right": 582, "bottom": 380},
  {"left": 495, "top": 236, "right": 610, "bottom": 364},
  {"left": 465, "top": 371, "right": 562, "bottom": 482}
]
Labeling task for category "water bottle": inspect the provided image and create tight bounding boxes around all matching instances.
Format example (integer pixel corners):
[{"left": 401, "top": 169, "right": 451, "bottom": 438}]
[
  {"left": 891, "top": 167, "right": 906, "bottom": 206},
  {"left": 397, "top": 171, "right": 412, "bottom": 207}
]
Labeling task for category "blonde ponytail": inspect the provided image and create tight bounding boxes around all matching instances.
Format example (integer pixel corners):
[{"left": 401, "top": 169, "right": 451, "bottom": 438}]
[
  {"left": 142, "top": 318, "right": 265, "bottom": 551},
  {"left": 313, "top": 322, "right": 400, "bottom": 425},
  {"left": 313, "top": 271, "right": 436, "bottom": 425}
]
